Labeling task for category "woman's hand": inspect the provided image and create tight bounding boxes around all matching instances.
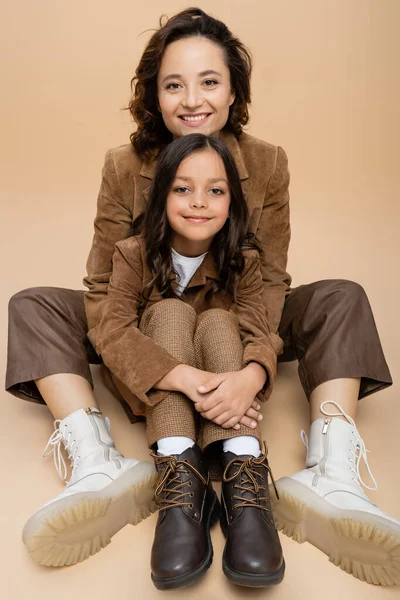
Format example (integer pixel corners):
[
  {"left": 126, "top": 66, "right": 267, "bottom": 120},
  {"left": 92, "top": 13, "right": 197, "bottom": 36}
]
[{"left": 194, "top": 363, "right": 267, "bottom": 430}]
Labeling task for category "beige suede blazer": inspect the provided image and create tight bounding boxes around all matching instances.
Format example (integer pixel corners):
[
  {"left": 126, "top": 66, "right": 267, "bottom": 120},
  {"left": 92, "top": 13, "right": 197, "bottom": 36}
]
[{"left": 84, "top": 130, "right": 292, "bottom": 363}]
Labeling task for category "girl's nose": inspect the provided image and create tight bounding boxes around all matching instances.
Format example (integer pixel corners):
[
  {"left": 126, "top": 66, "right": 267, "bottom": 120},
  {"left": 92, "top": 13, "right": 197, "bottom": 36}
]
[{"left": 190, "top": 191, "right": 207, "bottom": 209}]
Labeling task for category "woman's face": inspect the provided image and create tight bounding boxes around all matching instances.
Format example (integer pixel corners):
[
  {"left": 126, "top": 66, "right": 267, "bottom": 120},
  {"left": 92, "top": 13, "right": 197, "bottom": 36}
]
[
  {"left": 167, "top": 148, "right": 231, "bottom": 257},
  {"left": 157, "top": 37, "right": 235, "bottom": 139}
]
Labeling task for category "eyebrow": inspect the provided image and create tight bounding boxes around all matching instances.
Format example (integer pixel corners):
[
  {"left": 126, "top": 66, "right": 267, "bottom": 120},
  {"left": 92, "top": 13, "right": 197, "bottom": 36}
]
[
  {"left": 161, "top": 70, "right": 222, "bottom": 84},
  {"left": 175, "top": 175, "right": 228, "bottom": 184}
]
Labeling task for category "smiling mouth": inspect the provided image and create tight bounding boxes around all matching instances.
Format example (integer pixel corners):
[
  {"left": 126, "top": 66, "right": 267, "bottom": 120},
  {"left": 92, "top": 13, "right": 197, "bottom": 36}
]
[
  {"left": 179, "top": 113, "right": 211, "bottom": 123},
  {"left": 183, "top": 216, "right": 211, "bottom": 223}
]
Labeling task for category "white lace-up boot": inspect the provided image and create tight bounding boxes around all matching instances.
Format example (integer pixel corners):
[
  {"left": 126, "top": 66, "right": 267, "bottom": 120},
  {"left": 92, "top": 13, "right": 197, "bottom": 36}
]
[
  {"left": 22, "top": 407, "right": 157, "bottom": 567},
  {"left": 270, "top": 401, "right": 400, "bottom": 586}
]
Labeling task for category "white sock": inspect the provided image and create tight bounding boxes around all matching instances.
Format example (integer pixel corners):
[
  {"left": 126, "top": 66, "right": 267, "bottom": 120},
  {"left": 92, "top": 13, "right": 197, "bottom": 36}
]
[
  {"left": 223, "top": 436, "right": 261, "bottom": 458},
  {"left": 157, "top": 436, "right": 195, "bottom": 457}
]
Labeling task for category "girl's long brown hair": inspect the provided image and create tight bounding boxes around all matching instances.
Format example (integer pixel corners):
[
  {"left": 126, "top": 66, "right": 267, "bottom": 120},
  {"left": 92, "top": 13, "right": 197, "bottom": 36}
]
[
  {"left": 132, "top": 134, "right": 258, "bottom": 299},
  {"left": 129, "top": 7, "right": 252, "bottom": 160}
]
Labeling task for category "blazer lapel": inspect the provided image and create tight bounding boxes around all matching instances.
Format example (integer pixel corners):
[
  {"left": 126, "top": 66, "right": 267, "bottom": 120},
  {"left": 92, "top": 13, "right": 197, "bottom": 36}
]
[
  {"left": 140, "top": 159, "right": 156, "bottom": 204},
  {"left": 184, "top": 253, "right": 218, "bottom": 290}
]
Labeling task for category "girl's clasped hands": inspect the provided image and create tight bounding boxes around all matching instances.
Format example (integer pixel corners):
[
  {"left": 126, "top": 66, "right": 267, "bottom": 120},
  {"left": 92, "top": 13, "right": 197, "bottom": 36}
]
[{"left": 168, "top": 363, "right": 265, "bottom": 430}]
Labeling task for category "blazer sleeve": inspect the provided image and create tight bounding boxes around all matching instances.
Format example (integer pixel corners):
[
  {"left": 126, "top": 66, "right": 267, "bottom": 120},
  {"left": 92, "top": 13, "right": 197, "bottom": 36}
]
[
  {"left": 83, "top": 149, "right": 133, "bottom": 351},
  {"left": 234, "top": 253, "right": 278, "bottom": 402},
  {"left": 95, "top": 239, "right": 181, "bottom": 406},
  {"left": 256, "top": 146, "right": 291, "bottom": 355}
]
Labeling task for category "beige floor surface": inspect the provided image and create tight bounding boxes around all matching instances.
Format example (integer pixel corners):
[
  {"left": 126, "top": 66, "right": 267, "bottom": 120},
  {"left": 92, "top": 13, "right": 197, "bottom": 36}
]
[{"left": 1, "top": 1, "right": 399, "bottom": 599}]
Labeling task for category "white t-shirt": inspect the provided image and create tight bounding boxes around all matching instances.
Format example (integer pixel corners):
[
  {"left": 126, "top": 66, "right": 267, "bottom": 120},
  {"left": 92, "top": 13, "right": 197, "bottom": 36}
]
[{"left": 171, "top": 247, "right": 208, "bottom": 296}]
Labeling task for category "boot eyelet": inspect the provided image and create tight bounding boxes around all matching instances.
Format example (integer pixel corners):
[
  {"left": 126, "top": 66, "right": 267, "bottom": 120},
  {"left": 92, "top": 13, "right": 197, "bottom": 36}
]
[
  {"left": 188, "top": 481, "right": 192, "bottom": 486},
  {"left": 189, "top": 504, "right": 193, "bottom": 509},
  {"left": 189, "top": 493, "right": 194, "bottom": 497}
]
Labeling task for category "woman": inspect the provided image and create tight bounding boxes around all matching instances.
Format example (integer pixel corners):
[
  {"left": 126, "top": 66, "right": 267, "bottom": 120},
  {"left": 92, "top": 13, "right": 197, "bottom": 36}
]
[{"left": 6, "top": 7, "right": 398, "bottom": 586}]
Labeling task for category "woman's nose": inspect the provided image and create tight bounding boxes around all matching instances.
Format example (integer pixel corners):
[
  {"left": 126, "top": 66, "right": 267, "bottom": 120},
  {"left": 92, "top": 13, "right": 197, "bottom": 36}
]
[{"left": 182, "top": 84, "right": 203, "bottom": 109}]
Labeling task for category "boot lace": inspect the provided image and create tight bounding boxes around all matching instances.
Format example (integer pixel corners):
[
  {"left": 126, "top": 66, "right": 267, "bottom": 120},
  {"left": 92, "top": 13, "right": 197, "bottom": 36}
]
[
  {"left": 222, "top": 442, "right": 279, "bottom": 511},
  {"left": 151, "top": 453, "right": 207, "bottom": 512},
  {"left": 42, "top": 420, "right": 81, "bottom": 483}
]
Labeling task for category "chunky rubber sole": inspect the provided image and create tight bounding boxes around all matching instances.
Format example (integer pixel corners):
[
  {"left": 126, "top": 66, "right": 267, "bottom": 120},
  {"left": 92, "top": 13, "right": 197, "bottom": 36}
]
[
  {"left": 151, "top": 492, "right": 220, "bottom": 590},
  {"left": 222, "top": 557, "right": 285, "bottom": 588},
  {"left": 22, "top": 462, "right": 158, "bottom": 567},
  {"left": 270, "top": 477, "right": 400, "bottom": 586}
]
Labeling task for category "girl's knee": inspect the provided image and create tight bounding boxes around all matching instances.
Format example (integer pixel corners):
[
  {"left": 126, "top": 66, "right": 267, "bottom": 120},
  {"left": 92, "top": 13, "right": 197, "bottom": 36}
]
[
  {"left": 140, "top": 298, "right": 197, "bottom": 333},
  {"left": 145, "top": 298, "right": 196, "bottom": 318},
  {"left": 196, "top": 308, "right": 236, "bottom": 329}
]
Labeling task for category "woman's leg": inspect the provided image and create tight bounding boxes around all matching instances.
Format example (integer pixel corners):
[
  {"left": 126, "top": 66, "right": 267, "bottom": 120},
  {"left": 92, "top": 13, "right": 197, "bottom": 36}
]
[
  {"left": 277, "top": 279, "right": 392, "bottom": 404},
  {"left": 194, "top": 309, "right": 284, "bottom": 588},
  {"left": 6, "top": 287, "right": 100, "bottom": 411},
  {"left": 272, "top": 279, "right": 399, "bottom": 586},
  {"left": 310, "top": 377, "right": 360, "bottom": 422},
  {"left": 7, "top": 285, "right": 142, "bottom": 419},
  {"left": 36, "top": 374, "right": 99, "bottom": 420},
  {"left": 8, "top": 287, "right": 156, "bottom": 567},
  {"left": 139, "top": 299, "right": 218, "bottom": 590}
]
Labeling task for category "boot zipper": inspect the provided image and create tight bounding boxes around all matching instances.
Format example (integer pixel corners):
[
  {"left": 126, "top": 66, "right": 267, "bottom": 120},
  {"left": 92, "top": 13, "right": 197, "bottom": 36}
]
[
  {"left": 85, "top": 407, "right": 102, "bottom": 416},
  {"left": 86, "top": 408, "right": 110, "bottom": 462},
  {"left": 320, "top": 418, "right": 332, "bottom": 476},
  {"left": 313, "top": 418, "right": 332, "bottom": 486},
  {"left": 322, "top": 418, "right": 331, "bottom": 435}
]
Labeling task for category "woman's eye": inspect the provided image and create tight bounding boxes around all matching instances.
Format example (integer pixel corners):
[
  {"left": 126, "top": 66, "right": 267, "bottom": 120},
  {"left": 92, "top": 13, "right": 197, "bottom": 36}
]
[
  {"left": 203, "top": 79, "right": 218, "bottom": 87},
  {"left": 166, "top": 82, "right": 182, "bottom": 90}
]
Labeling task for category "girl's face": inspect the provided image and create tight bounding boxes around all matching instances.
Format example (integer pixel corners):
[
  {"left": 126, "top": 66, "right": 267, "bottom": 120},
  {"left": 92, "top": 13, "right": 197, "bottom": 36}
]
[
  {"left": 157, "top": 37, "right": 235, "bottom": 139},
  {"left": 167, "top": 148, "right": 231, "bottom": 256}
]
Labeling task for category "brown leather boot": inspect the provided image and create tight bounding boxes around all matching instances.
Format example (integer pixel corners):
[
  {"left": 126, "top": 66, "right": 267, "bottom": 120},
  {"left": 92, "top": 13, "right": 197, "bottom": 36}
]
[
  {"left": 150, "top": 445, "right": 220, "bottom": 590},
  {"left": 220, "top": 444, "right": 285, "bottom": 587}
]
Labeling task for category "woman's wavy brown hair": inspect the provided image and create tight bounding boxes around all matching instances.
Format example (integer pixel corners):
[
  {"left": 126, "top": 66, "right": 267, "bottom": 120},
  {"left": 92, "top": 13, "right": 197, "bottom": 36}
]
[{"left": 129, "top": 7, "right": 252, "bottom": 160}]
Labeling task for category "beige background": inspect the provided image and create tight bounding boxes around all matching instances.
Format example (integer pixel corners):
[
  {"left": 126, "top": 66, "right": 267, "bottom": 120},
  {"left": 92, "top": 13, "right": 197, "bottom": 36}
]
[{"left": 1, "top": 0, "right": 399, "bottom": 598}]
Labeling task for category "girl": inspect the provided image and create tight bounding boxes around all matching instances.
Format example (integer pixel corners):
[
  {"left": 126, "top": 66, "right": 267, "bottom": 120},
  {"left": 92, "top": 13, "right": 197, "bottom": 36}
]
[
  {"left": 96, "top": 133, "right": 284, "bottom": 589},
  {"left": 7, "top": 7, "right": 399, "bottom": 586}
]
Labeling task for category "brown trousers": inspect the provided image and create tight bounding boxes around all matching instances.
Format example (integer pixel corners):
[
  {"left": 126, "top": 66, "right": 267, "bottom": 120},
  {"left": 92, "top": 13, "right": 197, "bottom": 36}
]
[
  {"left": 5, "top": 280, "right": 393, "bottom": 422},
  {"left": 139, "top": 299, "right": 260, "bottom": 449}
]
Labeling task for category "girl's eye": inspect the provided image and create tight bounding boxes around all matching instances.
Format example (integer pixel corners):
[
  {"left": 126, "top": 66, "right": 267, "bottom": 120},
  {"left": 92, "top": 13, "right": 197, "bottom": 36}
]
[
  {"left": 166, "top": 82, "right": 182, "bottom": 90},
  {"left": 203, "top": 79, "right": 218, "bottom": 87},
  {"left": 173, "top": 186, "right": 190, "bottom": 193},
  {"left": 210, "top": 188, "right": 224, "bottom": 195}
]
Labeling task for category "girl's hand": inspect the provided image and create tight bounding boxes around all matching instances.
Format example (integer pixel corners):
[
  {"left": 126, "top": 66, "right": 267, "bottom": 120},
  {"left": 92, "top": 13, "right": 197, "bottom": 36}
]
[
  {"left": 154, "top": 364, "right": 210, "bottom": 403},
  {"left": 194, "top": 363, "right": 267, "bottom": 430},
  {"left": 178, "top": 365, "right": 216, "bottom": 404},
  {"left": 154, "top": 364, "right": 262, "bottom": 427},
  {"left": 235, "top": 400, "right": 263, "bottom": 430},
  {"left": 178, "top": 368, "right": 261, "bottom": 426}
]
